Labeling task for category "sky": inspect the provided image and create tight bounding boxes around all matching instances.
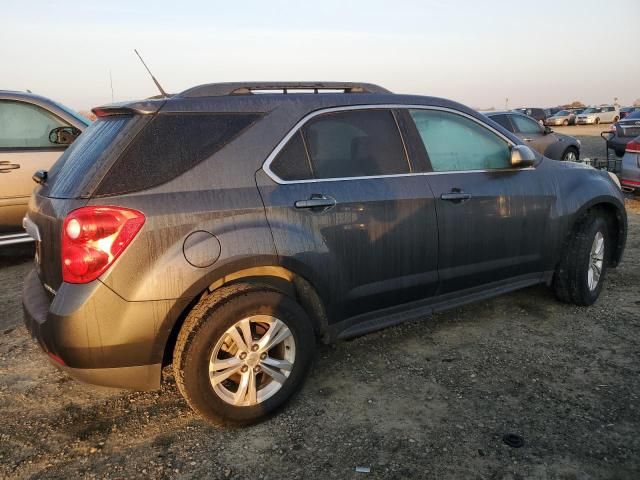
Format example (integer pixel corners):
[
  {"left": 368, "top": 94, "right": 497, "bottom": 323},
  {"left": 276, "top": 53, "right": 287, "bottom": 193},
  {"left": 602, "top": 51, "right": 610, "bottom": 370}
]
[{"left": 1, "top": 0, "right": 638, "bottom": 111}]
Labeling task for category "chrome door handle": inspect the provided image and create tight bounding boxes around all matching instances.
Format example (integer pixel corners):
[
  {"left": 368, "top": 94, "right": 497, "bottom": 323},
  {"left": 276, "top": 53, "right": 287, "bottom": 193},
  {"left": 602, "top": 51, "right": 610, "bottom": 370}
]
[
  {"left": 523, "top": 138, "right": 532, "bottom": 142},
  {"left": 441, "top": 192, "right": 471, "bottom": 202},
  {"left": 294, "top": 195, "right": 336, "bottom": 211},
  {"left": 0, "top": 161, "right": 20, "bottom": 173}
]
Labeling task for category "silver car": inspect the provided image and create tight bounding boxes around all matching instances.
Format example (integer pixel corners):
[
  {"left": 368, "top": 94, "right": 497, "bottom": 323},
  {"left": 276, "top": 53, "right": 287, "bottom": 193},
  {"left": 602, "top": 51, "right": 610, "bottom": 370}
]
[
  {"left": 620, "top": 135, "right": 640, "bottom": 193},
  {"left": 0, "top": 91, "right": 89, "bottom": 246},
  {"left": 576, "top": 106, "right": 620, "bottom": 125},
  {"left": 545, "top": 110, "right": 576, "bottom": 126}
]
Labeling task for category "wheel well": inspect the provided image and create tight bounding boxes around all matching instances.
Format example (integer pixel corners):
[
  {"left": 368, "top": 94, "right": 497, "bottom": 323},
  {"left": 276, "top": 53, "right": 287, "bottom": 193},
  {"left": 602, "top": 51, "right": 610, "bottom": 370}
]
[
  {"left": 564, "top": 146, "right": 579, "bottom": 159},
  {"left": 569, "top": 203, "right": 625, "bottom": 267},
  {"left": 162, "top": 268, "right": 330, "bottom": 367}
]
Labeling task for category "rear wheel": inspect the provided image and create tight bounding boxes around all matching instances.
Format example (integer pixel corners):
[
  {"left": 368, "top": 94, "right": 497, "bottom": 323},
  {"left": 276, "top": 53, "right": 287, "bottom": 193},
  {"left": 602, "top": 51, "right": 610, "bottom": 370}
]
[
  {"left": 595, "top": 117, "right": 600, "bottom": 125},
  {"left": 173, "top": 283, "right": 315, "bottom": 425},
  {"left": 562, "top": 119, "right": 569, "bottom": 126},
  {"left": 553, "top": 213, "right": 609, "bottom": 306},
  {"left": 613, "top": 116, "right": 619, "bottom": 123},
  {"left": 562, "top": 147, "right": 579, "bottom": 162}
]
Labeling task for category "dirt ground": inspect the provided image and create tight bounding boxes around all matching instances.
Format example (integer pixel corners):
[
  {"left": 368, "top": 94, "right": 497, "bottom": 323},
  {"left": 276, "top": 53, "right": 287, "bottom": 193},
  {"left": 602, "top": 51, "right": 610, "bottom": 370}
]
[{"left": 1, "top": 130, "right": 639, "bottom": 479}]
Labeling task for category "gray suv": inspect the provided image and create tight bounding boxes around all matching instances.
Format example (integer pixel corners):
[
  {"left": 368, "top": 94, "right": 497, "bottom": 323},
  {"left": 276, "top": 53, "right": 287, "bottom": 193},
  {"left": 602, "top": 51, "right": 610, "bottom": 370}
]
[{"left": 22, "top": 82, "right": 627, "bottom": 425}]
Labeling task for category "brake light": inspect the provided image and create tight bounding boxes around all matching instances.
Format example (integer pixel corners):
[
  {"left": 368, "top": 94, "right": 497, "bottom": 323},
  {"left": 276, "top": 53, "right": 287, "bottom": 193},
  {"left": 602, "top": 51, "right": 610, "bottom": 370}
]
[
  {"left": 62, "top": 206, "right": 145, "bottom": 284},
  {"left": 626, "top": 140, "right": 640, "bottom": 154}
]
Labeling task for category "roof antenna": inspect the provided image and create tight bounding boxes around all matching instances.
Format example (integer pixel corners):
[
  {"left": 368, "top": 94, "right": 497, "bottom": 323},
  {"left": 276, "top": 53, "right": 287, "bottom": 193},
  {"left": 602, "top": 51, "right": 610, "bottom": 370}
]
[{"left": 133, "top": 49, "right": 168, "bottom": 98}]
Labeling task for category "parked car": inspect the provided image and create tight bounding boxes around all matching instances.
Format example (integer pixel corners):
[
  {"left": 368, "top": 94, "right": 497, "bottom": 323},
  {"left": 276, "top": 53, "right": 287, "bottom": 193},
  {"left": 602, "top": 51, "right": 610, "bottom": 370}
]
[
  {"left": 545, "top": 109, "right": 577, "bottom": 127},
  {"left": 620, "top": 135, "right": 640, "bottom": 193},
  {"left": 0, "top": 91, "right": 89, "bottom": 246},
  {"left": 545, "top": 107, "right": 562, "bottom": 117},
  {"left": 575, "top": 106, "right": 620, "bottom": 125},
  {"left": 606, "top": 110, "right": 640, "bottom": 157},
  {"left": 620, "top": 107, "right": 640, "bottom": 119},
  {"left": 485, "top": 110, "right": 581, "bottom": 161},
  {"left": 22, "top": 82, "right": 626, "bottom": 426},
  {"left": 513, "top": 107, "right": 546, "bottom": 124}
]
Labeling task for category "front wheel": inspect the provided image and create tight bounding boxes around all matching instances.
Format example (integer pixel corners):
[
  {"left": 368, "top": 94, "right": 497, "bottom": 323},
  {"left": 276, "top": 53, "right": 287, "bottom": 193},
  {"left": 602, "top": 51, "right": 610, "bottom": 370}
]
[
  {"left": 562, "top": 147, "right": 579, "bottom": 162},
  {"left": 595, "top": 117, "right": 600, "bottom": 125},
  {"left": 562, "top": 119, "right": 569, "bottom": 126},
  {"left": 173, "top": 283, "right": 315, "bottom": 425},
  {"left": 553, "top": 213, "right": 609, "bottom": 305}
]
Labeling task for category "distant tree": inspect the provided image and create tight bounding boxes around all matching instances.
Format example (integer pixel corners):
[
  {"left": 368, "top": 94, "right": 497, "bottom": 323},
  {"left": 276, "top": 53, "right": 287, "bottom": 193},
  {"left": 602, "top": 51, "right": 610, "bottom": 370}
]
[
  {"left": 562, "top": 100, "right": 585, "bottom": 109},
  {"left": 78, "top": 110, "right": 97, "bottom": 122},
  {"left": 634, "top": 98, "right": 640, "bottom": 107}
]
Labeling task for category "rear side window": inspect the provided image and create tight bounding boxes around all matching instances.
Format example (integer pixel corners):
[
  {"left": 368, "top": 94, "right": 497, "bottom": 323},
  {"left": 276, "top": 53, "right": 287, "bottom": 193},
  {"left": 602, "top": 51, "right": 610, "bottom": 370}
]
[
  {"left": 47, "top": 116, "right": 131, "bottom": 197},
  {"left": 96, "top": 113, "right": 261, "bottom": 195},
  {"left": 410, "top": 109, "right": 510, "bottom": 171},
  {"left": 269, "top": 109, "right": 409, "bottom": 181}
]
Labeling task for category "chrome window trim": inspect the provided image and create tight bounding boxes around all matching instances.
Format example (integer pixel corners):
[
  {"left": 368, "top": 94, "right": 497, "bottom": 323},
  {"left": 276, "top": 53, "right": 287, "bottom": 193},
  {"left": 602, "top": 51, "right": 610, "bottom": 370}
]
[{"left": 262, "top": 104, "right": 530, "bottom": 185}]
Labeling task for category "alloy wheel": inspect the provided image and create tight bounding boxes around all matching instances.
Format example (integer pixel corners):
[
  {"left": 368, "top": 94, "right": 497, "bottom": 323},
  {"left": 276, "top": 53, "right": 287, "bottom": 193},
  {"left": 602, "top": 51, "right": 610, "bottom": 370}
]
[
  {"left": 209, "top": 315, "right": 296, "bottom": 406},
  {"left": 587, "top": 231, "right": 605, "bottom": 291}
]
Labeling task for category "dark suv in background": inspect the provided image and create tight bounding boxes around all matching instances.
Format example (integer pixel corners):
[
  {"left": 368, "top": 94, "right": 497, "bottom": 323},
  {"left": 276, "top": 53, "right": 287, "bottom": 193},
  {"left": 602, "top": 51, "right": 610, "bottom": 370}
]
[
  {"left": 22, "top": 82, "right": 626, "bottom": 425},
  {"left": 484, "top": 110, "right": 581, "bottom": 161}
]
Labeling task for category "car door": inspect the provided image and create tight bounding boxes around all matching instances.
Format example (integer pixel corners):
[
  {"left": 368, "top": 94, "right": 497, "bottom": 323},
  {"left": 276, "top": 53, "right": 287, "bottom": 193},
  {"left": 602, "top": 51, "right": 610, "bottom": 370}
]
[
  {"left": 256, "top": 108, "right": 439, "bottom": 322},
  {"left": 510, "top": 113, "right": 557, "bottom": 157},
  {"left": 0, "top": 100, "right": 70, "bottom": 232},
  {"left": 407, "top": 108, "right": 556, "bottom": 294}
]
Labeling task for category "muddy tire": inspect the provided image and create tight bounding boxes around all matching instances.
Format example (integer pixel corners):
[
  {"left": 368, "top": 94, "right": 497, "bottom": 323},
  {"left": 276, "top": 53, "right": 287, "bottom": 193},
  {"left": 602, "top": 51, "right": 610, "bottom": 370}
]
[
  {"left": 562, "top": 147, "right": 579, "bottom": 162},
  {"left": 173, "top": 282, "right": 315, "bottom": 426},
  {"left": 562, "top": 119, "right": 569, "bottom": 126},
  {"left": 553, "top": 213, "right": 609, "bottom": 306}
]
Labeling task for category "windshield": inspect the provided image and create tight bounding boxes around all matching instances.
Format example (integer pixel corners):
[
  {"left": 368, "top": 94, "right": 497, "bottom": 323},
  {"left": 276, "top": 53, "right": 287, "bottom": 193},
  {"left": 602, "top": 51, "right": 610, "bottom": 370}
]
[
  {"left": 581, "top": 108, "right": 598, "bottom": 114},
  {"left": 626, "top": 110, "right": 640, "bottom": 120},
  {"left": 554, "top": 110, "right": 570, "bottom": 116}
]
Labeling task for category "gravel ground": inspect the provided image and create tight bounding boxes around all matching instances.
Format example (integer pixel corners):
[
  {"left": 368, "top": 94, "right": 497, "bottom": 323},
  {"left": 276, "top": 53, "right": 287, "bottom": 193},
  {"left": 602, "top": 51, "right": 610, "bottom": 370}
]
[{"left": 1, "top": 145, "right": 638, "bottom": 478}]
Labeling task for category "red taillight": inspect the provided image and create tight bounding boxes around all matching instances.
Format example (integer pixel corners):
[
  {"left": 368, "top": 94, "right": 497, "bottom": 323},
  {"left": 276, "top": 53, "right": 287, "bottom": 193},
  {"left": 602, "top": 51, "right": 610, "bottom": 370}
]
[
  {"left": 626, "top": 140, "right": 640, "bottom": 153},
  {"left": 62, "top": 206, "right": 145, "bottom": 284}
]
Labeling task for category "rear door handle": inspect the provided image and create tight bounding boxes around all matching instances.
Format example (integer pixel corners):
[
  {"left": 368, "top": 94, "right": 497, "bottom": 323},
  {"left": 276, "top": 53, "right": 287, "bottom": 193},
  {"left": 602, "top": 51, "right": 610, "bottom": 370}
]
[
  {"left": 441, "top": 192, "right": 471, "bottom": 202},
  {"left": 0, "top": 161, "right": 20, "bottom": 173},
  {"left": 294, "top": 195, "right": 336, "bottom": 211}
]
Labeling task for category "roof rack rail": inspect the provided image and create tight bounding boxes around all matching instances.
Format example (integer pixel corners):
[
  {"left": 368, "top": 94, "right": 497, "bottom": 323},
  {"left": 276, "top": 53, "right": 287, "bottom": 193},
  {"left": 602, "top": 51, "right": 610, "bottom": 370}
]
[{"left": 179, "top": 82, "right": 391, "bottom": 98}]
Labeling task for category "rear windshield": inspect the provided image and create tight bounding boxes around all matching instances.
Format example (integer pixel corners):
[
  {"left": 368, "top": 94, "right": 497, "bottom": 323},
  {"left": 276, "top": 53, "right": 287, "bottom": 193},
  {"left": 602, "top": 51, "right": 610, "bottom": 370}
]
[
  {"left": 626, "top": 110, "right": 640, "bottom": 120},
  {"left": 47, "top": 116, "right": 132, "bottom": 198}
]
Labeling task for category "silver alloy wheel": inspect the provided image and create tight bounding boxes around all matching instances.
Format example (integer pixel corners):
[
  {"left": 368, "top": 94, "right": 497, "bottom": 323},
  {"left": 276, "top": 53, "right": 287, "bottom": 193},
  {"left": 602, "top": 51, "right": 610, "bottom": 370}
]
[
  {"left": 587, "top": 231, "right": 605, "bottom": 291},
  {"left": 564, "top": 150, "right": 577, "bottom": 162},
  {"left": 209, "top": 315, "right": 296, "bottom": 407}
]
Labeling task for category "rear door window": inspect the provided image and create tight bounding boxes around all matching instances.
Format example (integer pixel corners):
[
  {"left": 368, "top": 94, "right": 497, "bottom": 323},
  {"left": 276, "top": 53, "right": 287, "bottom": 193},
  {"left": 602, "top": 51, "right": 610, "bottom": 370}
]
[
  {"left": 489, "top": 114, "right": 515, "bottom": 132},
  {"left": 409, "top": 109, "right": 510, "bottom": 171},
  {"left": 269, "top": 109, "right": 410, "bottom": 180}
]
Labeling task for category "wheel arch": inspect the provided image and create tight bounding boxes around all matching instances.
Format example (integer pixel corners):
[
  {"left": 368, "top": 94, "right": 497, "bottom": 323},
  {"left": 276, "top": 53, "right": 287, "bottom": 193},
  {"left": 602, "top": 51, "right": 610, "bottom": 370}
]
[
  {"left": 567, "top": 197, "right": 626, "bottom": 267},
  {"left": 162, "top": 265, "right": 330, "bottom": 368}
]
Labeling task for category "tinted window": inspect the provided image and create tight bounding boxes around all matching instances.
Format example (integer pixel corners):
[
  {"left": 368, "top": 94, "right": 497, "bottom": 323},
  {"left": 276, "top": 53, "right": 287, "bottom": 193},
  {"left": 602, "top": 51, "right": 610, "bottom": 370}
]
[
  {"left": 302, "top": 110, "right": 409, "bottom": 179},
  {"left": 270, "top": 131, "right": 313, "bottom": 181},
  {"left": 626, "top": 110, "right": 640, "bottom": 120},
  {"left": 410, "top": 109, "right": 510, "bottom": 171},
  {"left": 489, "top": 114, "right": 514, "bottom": 132},
  {"left": 511, "top": 114, "right": 542, "bottom": 134},
  {"left": 48, "top": 116, "right": 131, "bottom": 197},
  {"left": 96, "top": 113, "right": 261, "bottom": 195},
  {"left": 0, "top": 100, "right": 68, "bottom": 148}
]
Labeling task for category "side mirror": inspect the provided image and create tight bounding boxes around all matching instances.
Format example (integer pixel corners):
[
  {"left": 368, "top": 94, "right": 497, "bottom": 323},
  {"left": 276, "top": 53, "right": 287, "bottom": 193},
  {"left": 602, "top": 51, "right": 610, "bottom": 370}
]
[
  {"left": 543, "top": 125, "right": 553, "bottom": 134},
  {"left": 49, "top": 126, "right": 81, "bottom": 145},
  {"left": 510, "top": 145, "right": 537, "bottom": 167}
]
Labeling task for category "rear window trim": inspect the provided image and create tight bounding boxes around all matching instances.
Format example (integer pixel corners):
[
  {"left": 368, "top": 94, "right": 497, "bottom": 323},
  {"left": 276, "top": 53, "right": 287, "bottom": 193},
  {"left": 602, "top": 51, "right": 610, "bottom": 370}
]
[{"left": 263, "top": 104, "right": 518, "bottom": 184}]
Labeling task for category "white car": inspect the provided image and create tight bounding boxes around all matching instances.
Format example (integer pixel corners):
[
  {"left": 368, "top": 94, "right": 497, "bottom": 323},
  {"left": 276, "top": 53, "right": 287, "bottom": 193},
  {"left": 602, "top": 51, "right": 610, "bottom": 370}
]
[{"left": 575, "top": 106, "right": 620, "bottom": 125}]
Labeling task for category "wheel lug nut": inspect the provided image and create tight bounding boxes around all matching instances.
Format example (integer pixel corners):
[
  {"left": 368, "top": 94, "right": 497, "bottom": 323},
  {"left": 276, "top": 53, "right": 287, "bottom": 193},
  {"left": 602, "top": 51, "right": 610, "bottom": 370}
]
[
  {"left": 241, "top": 365, "right": 248, "bottom": 373},
  {"left": 239, "top": 352, "right": 247, "bottom": 360},
  {"left": 251, "top": 344, "right": 259, "bottom": 352},
  {"left": 260, "top": 353, "right": 267, "bottom": 360}
]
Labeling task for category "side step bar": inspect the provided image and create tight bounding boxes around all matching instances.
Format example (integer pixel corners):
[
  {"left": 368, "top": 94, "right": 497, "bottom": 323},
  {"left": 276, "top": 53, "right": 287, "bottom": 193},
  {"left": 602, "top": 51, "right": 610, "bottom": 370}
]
[{"left": 0, "top": 232, "right": 34, "bottom": 247}]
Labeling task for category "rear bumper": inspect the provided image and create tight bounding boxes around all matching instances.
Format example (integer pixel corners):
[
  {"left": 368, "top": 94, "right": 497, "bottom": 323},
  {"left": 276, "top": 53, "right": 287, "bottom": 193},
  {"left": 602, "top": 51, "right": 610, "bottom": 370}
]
[{"left": 22, "top": 269, "right": 189, "bottom": 390}]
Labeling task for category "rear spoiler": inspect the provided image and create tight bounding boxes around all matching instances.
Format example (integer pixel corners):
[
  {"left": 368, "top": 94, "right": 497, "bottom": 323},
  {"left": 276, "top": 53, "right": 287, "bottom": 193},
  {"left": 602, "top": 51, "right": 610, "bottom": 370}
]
[{"left": 92, "top": 99, "right": 166, "bottom": 117}]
